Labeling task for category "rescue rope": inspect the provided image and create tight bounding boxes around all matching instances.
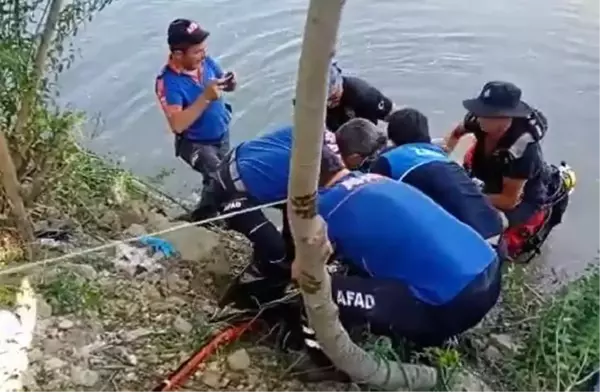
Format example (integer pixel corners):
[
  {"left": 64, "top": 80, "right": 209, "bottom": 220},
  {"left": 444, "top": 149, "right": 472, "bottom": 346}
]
[{"left": 0, "top": 199, "right": 286, "bottom": 277}]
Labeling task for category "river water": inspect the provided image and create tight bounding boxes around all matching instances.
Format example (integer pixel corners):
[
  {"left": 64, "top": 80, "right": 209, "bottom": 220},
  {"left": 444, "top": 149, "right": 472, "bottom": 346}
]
[{"left": 58, "top": 0, "right": 599, "bottom": 277}]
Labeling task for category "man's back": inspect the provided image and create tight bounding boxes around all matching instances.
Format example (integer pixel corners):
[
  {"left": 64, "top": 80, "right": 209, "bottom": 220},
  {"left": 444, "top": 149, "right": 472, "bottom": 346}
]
[
  {"left": 318, "top": 172, "right": 497, "bottom": 306},
  {"left": 374, "top": 143, "right": 503, "bottom": 239},
  {"left": 236, "top": 126, "right": 293, "bottom": 204}
]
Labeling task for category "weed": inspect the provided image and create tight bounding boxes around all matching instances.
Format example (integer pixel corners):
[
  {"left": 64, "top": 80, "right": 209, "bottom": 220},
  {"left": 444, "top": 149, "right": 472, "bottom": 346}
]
[{"left": 40, "top": 270, "right": 104, "bottom": 315}]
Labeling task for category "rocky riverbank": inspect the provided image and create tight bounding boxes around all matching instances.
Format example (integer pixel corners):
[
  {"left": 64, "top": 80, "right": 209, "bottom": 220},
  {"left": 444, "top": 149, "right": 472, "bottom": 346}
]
[{"left": 2, "top": 200, "right": 534, "bottom": 392}]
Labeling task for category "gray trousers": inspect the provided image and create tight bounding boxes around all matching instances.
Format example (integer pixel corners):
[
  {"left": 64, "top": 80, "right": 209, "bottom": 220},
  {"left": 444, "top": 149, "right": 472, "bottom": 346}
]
[{"left": 176, "top": 134, "right": 230, "bottom": 212}]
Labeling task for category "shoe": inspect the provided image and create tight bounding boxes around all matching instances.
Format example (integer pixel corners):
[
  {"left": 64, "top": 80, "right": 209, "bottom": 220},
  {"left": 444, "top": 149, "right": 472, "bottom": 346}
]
[{"left": 218, "top": 263, "right": 291, "bottom": 310}]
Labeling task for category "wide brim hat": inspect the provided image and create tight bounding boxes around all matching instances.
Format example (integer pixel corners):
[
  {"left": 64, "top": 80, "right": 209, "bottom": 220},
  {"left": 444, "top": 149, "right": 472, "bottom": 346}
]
[{"left": 463, "top": 81, "right": 532, "bottom": 118}]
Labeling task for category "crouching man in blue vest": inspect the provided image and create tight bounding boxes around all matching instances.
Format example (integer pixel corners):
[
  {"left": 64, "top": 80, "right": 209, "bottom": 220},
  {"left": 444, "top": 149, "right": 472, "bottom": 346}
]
[
  {"left": 335, "top": 113, "right": 506, "bottom": 249},
  {"left": 292, "top": 149, "right": 502, "bottom": 367},
  {"left": 211, "top": 125, "right": 341, "bottom": 308}
]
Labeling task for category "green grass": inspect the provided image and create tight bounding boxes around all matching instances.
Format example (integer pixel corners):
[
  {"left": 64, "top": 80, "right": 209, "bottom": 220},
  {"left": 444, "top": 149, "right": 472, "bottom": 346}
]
[{"left": 40, "top": 270, "right": 104, "bottom": 315}]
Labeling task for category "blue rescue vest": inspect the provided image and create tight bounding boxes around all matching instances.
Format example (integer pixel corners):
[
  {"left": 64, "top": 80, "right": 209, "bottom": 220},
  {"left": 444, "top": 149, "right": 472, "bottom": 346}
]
[
  {"left": 381, "top": 142, "right": 450, "bottom": 180},
  {"left": 318, "top": 172, "right": 497, "bottom": 305}
]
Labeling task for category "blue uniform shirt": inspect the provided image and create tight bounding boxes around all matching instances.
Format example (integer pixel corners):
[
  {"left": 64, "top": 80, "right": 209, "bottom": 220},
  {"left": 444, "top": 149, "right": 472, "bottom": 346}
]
[
  {"left": 236, "top": 126, "right": 294, "bottom": 204},
  {"left": 318, "top": 172, "right": 497, "bottom": 305},
  {"left": 373, "top": 143, "right": 503, "bottom": 239},
  {"left": 155, "top": 56, "right": 231, "bottom": 142}
]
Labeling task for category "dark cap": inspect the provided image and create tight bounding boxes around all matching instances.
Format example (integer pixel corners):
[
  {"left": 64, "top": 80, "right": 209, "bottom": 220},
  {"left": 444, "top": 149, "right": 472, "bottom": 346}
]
[
  {"left": 167, "top": 19, "right": 210, "bottom": 50},
  {"left": 462, "top": 81, "right": 532, "bottom": 118},
  {"left": 387, "top": 108, "right": 431, "bottom": 146}
]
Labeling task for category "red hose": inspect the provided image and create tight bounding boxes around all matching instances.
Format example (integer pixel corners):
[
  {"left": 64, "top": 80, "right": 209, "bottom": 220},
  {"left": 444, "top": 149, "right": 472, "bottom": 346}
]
[{"left": 152, "top": 321, "right": 254, "bottom": 391}]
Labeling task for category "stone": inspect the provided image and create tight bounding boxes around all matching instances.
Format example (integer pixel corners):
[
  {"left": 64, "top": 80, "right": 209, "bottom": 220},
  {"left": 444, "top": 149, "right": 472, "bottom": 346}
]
[
  {"left": 71, "top": 366, "right": 99, "bottom": 387},
  {"left": 45, "top": 357, "right": 67, "bottom": 370},
  {"left": 65, "top": 263, "right": 97, "bottom": 280},
  {"left": 43, "top": 339, "right": 63, "bottom": 354},
  {"left": 58, "top": 318, "right": 75, "bottom": 330},
  {"left": 123, "top": 327, "right": 153, "bottom": 342},
  {"left": 119, "top": 200, "right": 150, "bottom": 227},
  {"left": 140, "top": 284, "right": 162, "bottom": 300},
  {"left": 166, "top": 272, "right": 189, "bottom": 293},
  {"left": 36, "top": 296, "right": 53, "bottom": 319},
  {"left": 483, "top": 345, "right": 503, "bottom": 363},
  {"left": 202, "top": 370, "right": 221, "bottom": 388},
  {"left": 227, "top": 348, "right": 251, "bottom": 371},
  {"left": 453, "top": 369, "right": 493, "bottom": 391},
  {"left": 22, "top": 369, "right": 40, "bottom": 390},
  {"left": 155, "top": 220, "right": 221, "bottom": 262},
  {"left": 173, "top": 316, "right": 193, "bottom": 334},
  {"left": 489, "top": 333, "right": 520, "bottom": 354},
  {"left": 99, "top": 210, "right": 121, "bottom": 231},
  {"left": 28, "top": 348, "right": 43, "bottom": 362},
  {"left": 124, "top": 223, "right": 147, "bottom": 237}
]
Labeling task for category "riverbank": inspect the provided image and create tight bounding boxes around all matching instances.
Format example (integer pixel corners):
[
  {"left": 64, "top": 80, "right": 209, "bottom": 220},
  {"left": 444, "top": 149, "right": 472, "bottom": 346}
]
[{"left": 0, "top": 148, "right": 598, "bottom": 391}]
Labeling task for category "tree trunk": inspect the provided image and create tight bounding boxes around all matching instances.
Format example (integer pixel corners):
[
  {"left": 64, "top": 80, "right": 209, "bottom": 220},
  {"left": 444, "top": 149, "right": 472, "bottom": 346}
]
[
  {"left": 12, "top": 0, "right": 64, "bottom": 174},
  {"left": 0, "top": 131, "right": 34, "bottom": 259},
  {"left": 287, "top": 0, "right": 437, "bottom": 390}
]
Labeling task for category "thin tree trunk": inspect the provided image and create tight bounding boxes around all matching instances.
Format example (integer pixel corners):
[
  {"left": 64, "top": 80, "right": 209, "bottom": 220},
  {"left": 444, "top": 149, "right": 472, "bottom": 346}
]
[
  {"left": 287, "top": 0, "right": 437, "bottom": 390},
  {"left": 12, "top": 0, "right": 64, "bottom": 174},
  {"left": 0, "top": 131, "right": 34, "bottom": 259}
]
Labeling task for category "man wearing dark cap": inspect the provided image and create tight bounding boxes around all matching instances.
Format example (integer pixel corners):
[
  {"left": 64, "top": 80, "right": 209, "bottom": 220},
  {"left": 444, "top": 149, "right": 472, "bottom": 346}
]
[
  {"left": 442, "top": 81, "right": 549, "bottom": 227},
  {"left": 325, "top": 61, "right": 397, "bottom": 132},
  {"left": 335, "top": 115, "right": 505, "bottom": 246},
  {"left": 155, "top": 18, "right": 237, "bottom": 218}
]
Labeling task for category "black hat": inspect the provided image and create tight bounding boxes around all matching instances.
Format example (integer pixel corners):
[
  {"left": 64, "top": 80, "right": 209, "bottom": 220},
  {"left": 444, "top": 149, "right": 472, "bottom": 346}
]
[
  {"left": 167, "top": 19, "right": 210, "bottom": 50},
  {"left": 462, "top": 81, "right": 532, "bottom": 118},
  {"left": 387, "top": 108, "right": 431, "bottom": 146}
]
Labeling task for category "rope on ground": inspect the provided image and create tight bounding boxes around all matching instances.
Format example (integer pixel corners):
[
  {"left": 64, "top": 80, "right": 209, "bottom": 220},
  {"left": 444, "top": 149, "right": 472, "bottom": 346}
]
[{"left": 0, "top": 199, "right": 286, "bottom": 277}]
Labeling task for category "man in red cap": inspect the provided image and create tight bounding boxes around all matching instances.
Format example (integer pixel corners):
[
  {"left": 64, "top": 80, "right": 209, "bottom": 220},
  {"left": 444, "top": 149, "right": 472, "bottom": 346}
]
[{"left": 155, "top": 18, "right": 237, "bottom": 219}]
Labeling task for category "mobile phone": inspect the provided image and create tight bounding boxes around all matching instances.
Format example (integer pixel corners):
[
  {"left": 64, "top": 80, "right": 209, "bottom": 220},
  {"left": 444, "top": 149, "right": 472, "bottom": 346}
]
[{"left": 223, "top": 71, "right": 234, "bottom": 81}]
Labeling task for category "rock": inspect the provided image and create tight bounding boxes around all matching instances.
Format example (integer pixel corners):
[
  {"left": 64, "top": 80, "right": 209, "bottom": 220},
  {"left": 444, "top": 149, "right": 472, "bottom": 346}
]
[
  {"left": 119, "top": 200, "right": 150, "bottom": 227},
  {"left": 489, "top": 333, "right": 519, "bottom": 354},
  {"left": 99, "top": 210, "right": 121, "bottom": 231},
  {"left": 45, "top": 357, "right": 67, "bottom": 370},
  {"left": 22, "top": 369, "right": 40, "bottom": 390},
  {"left": 123, "top": 327, "right": 153, "bottom": 342},
  {"left": 71, "top": 366, "right": 99, "bottom": 387},
  {"left": 173, "top": 316, "right": 193, "bottom": 334},
  {"left": 166, "top": 296, "right": 187, "bottom": 307},
  {"left": 28, "top": 348, "right": 44, "bottom": 363},
  {"left": 43, "top": 338, "right": 63, "bottom": 354},
  {"left": 483, "top": 345, "right": 503, "bottom": 363},
  {"left": 58, "top": 318, "right": 75, "bottom": 330},
  {"left": 156, "top": 220, "right": 221, "bottom": 262},
  {"left": 124, "top": 223, "right": 147, "bottom": 237},
  {"left": 65, "top": 263, "right": 97, "bottom": 280},
  {"left": 227, "top": 349, "right": 251, "bottom": 371},
  {"left": 166, "top": 272, "right": 189, "bottom": 293},
  {"left": 202, "top": 370, "right": 221, "bottom": 388},
  {"left": 140, "top": 284, "right": 162, "bottom": 300},
  {"left": 453, "top": 369, "right": 493, "bottom": 391},
  {"left": 37, "top": 296, "right": 53, "bottom": 319}
]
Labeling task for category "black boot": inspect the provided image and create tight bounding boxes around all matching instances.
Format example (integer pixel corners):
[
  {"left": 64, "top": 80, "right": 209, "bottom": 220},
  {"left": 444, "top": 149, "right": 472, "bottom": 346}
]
[{"left": 287, "top": 316, "right": 351, "bottom": 383}]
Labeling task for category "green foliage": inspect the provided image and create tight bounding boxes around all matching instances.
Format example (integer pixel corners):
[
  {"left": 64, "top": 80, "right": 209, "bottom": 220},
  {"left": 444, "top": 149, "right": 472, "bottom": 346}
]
[
  {"left": 0, "top": 0, "right": 143, "bottom": 230},
  {"left": 40, "top": 270, "right": 104, "bottom": 314},
  {"left": 504, "top": 264, "right": 600, "bottom": 391}
]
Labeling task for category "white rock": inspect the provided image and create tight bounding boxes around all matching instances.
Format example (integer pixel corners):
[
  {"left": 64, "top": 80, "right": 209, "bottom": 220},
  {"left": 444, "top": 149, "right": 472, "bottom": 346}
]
[
  {"left": 226, "top": 348, "right": 251, "bottom": 371},
  {"left": 202, "top": 370, "right": 221, "bottom": 388},
  {"left": 58, "top": 319, "right": 74, "bottom": 330},
  {"left": 70, "top": 366, "right": 99, "bottom": 387},
  {"left": 489, "top": 333, "right": 520, "bottom": 354},
  {"left": 173, "top": 316, "right": 193, "bottom": 334},
  {"left": 44, "top": 357, "right": 67, "bottom": 370},
  {"left": 36, "top": 296, "right": 53, "bottom": 319}
]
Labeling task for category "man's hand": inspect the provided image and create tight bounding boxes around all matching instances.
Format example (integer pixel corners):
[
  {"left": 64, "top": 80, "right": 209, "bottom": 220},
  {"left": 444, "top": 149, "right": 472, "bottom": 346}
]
[
  {"left": 203, "top": 80, "right": 222, "bottom": 101},
  {"left": 219, "top": 71, "right": 237, "bottom": 92}
]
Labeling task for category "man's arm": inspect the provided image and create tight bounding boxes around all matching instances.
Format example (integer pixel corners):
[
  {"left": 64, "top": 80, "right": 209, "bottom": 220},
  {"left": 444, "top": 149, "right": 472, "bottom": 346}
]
[
  {"left": 155, "top": 77, "right": 215, "bottom": 134},
  {"left": 486, "top": 143, "right": 541, "bottom": 210}
]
